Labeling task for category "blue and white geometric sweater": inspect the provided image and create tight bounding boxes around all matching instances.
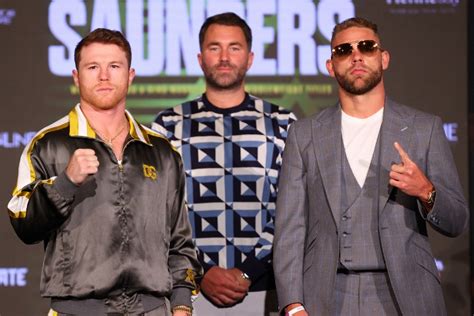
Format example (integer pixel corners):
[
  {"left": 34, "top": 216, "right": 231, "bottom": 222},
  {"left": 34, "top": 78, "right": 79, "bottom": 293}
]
[{"left": 152, "top": 93, "right": 296, "bottom": 291}]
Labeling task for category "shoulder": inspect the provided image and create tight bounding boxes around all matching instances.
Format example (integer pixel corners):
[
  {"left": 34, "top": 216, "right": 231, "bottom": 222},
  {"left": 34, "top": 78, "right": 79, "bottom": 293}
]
[
  {"left": 152, "top": 98, "right": 203, "bottom": 137},
  {"left": 154, "top": 97, "right": 202, "bottom": 122},
  {"left": 27, "top": 114, "right": 70, "bottom": 151},
  {"left": 385, "top": 98, "right": 441, "bottom": 125},
  {"left": 291, "top": 103, "right": 338, "bottom": 130},
  {"left": 140, "top": 125, "right": 181, "bottom": 157},
  {"left": 249, "top": 94, "right": 297, "bottom": 122}
]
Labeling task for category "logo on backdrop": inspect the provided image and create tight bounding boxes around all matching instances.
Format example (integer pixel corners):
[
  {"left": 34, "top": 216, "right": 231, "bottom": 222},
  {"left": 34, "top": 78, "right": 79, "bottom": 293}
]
[
  {"left": 443, "top": 123, "right": 458, "bottom": 142},
  {"left": 0, "top": 8, "right": 16, "bottom": 25},
  {"left": 0, "top": 132, "right": 36, "bottom": 149},
  {"left": 47, "top": 0, "right": 356, "bottom": 77},
  {"left": 46, "top": 0, "right": 357, "bottom": 120},
  {"left": 0, "top": 267, "right": 28, "bottom": 287},
  {"left": 385, "top": 0, "right": 461, "bottom": 14}
]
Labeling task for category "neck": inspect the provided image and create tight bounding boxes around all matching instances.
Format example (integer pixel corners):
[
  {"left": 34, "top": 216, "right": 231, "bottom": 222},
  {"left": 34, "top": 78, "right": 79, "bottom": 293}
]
[
  {"left": 80, "top": 102, "right": 129, "bottom": 160},
  {"left": 339, "top": 83, "right": 386, "bottom": 118},
  {"left": 205, "top": 85, "right": 246, "bottom": 109},
  {"left": 80, "top": 101, "right": 127, "bottom": 133}
]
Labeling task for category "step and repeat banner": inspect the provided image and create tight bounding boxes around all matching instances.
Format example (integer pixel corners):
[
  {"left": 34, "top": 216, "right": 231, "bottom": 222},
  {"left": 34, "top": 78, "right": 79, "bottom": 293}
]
[{"left": 0, "top": 0, "right": 469, "bottom": 315}]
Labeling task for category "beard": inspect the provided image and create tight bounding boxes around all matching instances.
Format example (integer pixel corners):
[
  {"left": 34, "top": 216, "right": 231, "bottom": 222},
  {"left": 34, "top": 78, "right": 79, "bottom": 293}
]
[
  {"left": 79, "top": 84, "right": 128, "bottom": 111},
  {"left": 335, "top": 65, "right": 383, "bottom": 95},
  {"left": 201, "top": 61, "right": 247, "bottom": 90}
]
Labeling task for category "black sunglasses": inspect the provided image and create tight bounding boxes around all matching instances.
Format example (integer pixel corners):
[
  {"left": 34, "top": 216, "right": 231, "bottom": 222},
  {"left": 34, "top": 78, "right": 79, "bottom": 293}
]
[{"left": 331, "top": 40, "right": 381, "bottom": 59}]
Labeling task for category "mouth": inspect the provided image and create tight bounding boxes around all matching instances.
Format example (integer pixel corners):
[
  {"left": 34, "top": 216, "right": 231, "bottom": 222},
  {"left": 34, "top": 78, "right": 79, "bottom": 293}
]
[
  {"left": 350, "top": 68, "right": 367, "bottom": 76},
  {"left": 96, "top": 86, "right": 114, "bottom": 93},
  {"left": 216, "top": 66, "right": 233, "bottom": 72},
  {"left": 216, "top": 62, "right": 234, "bottom": 70}
]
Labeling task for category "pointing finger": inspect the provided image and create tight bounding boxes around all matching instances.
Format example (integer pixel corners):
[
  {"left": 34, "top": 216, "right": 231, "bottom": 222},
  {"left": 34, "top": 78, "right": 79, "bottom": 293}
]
[{"left": 394, "top": 142, "right": 411, "bottom": 164}]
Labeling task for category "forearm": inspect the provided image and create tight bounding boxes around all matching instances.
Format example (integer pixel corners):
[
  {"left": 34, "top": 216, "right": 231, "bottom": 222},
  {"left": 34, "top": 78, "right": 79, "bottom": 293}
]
[
  {"left": 8, "top": 172, "right": 77, "bottom": 244},
  {"left": 424, "top": 117, "right": 468, "bottom": 236},
  {"left": 423, "top": 186, "right": 468, "bottom": 237}
]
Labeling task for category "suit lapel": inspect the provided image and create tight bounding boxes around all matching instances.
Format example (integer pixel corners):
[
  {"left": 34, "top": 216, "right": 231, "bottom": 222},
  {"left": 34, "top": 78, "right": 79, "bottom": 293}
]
[
  {"left": 312, "top": 105, "right": 343, "bottom": 228},
  {"left": 378, "top": 99, "right": 414, "bottom": 216}
]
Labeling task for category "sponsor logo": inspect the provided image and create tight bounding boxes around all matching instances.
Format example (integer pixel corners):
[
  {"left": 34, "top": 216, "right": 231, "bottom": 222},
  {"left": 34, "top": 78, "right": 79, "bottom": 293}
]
[
  {"left": 0, "top": 131, "right": 36, "bottom": 149},
  {"left": 0, "top": 267, "right": 28, "bottom": 287},
  {"left": 0, "top": 8, "right": 16, "bottom": 25},
  {"left": 386, "top": 0, "right": 460, "bottom": 14},
  {"left": 386, "top": 0, "right": 459, "bottom": 6},
  {"left": 143, "top": 164, "right": 157, "bottom": 180},
  {"left": 443, "top": 123, "right": 458, "bottom": 142}
]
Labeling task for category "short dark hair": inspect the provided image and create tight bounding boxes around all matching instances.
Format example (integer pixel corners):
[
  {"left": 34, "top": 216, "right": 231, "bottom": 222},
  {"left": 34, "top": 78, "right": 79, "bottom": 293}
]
[
  {"left": 331, "top": 17, "right": 379, "bottom": 46},
  {"left": 199, "top": 12, "right": 252, "bottom": 51},
  {"left": 74, "top": 28, "right": 132, "bottom": 69}
]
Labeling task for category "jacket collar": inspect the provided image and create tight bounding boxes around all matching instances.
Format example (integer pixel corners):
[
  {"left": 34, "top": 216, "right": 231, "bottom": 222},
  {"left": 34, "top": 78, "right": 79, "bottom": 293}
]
[{"left": 68, "top": 103, "right": 153, "bottom": 145}]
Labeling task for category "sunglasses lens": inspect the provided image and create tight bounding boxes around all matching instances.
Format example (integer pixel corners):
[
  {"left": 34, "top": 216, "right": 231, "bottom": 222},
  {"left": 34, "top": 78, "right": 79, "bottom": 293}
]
[
  {"left": 333, "top": 43, "right": 353, "bottom": 57},
  {"left": 357, "top": 40, "right": 378, "bottom": 54},
  {"left": 332, "top": 40, "right": 380, "bottom": 59}
]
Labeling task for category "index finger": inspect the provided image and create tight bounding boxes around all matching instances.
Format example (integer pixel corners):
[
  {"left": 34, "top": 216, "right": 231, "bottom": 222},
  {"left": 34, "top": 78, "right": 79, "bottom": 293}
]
[
  {"left": 393, "top": 142, "right": 411, "bottom": 164},
  {"left": 225, "top": 281, "right": 248, "bottom": 294},
  {"left": 220, "top": 275, "right": 248, "bottom": 293},
  {"left": 74, "top": 148, "right": 96, "bottom": 156}
]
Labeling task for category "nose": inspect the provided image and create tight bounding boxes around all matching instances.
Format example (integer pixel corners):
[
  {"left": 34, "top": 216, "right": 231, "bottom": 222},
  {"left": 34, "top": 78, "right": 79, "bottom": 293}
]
[
  {"left": 351, "top": 46, "right": 363, "bottom": 63},
  {"left": 99, "top": 67, "right": 109, "bottom": 81},
  {"left": 219, "top": 49, "right": 229, "bottom": 62}
]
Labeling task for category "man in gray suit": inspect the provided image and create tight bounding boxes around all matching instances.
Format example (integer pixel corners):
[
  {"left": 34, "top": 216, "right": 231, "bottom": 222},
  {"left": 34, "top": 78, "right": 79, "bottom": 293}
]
[{"left": 273, "top": 17, "right": 468, "bottom": 316}]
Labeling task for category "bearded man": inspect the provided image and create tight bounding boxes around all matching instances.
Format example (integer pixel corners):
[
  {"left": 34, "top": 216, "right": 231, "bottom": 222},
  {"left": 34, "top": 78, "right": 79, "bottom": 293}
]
[
  {"left": 153, "top": 12, "right": 296, "bottom": 316},
  {"left": 273, "top": 17, "right": 468, "bottom": 316},
  {"left": 8, "top": 28, "right": 201, "bottom": 316}
]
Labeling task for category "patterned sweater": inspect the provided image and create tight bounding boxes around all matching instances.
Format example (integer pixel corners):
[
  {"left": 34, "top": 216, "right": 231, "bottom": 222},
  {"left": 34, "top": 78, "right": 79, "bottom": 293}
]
[{"left": 152, "top": 93, "right": 296, "bottom": 291}]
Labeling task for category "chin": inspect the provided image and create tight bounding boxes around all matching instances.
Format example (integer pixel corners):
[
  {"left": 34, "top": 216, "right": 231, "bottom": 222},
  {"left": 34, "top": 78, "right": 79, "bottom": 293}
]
[{"left": 93, "top": 101, "right": 119, "bottom": 110}]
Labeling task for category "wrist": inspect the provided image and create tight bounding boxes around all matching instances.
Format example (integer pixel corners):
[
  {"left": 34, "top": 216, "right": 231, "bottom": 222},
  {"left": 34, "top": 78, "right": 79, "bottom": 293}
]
[
  {"left": 419, "top": 183, "right": 434, "bottom": 202},
  {"left": 240, "top": 271, "right": 251, "bottom": 285},
  {"left": 420, "top": 185, "right": 436, "bottom": 211},
  {"left": 285, "top": 303, "right": 305, "bottom": 315},
  {"left": 172, "top": 305, "right": 192, "bottom": 316}
]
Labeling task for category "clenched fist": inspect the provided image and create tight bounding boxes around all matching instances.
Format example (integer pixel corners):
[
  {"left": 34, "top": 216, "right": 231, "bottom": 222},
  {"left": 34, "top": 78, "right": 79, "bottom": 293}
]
[
  {"left": 66, "top": 149, "right": 99, "bottom": 185},
  {"left": 200, "top": 266, "right": 249, "bottom": 306}
]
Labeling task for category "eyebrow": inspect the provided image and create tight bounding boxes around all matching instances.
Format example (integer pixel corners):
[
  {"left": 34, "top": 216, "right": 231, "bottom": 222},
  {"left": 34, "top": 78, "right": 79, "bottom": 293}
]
[
  {"left": 207, "top": 41, "right": 244, "bottom": 47},
  {"left": 82, "top": 60, "right": 125, "bottom": 66}
]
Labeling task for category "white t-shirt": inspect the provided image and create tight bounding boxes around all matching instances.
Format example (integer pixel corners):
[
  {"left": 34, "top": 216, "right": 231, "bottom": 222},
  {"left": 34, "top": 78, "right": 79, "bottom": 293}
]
[{"left": 341, "top": 108, "right": 384, "bottom": 188}]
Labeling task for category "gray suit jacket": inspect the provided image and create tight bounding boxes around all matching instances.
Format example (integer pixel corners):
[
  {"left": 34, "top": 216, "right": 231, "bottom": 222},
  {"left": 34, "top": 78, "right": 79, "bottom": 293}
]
[{"left": 273, "top": 99, "right": 468, "bottom": 315}]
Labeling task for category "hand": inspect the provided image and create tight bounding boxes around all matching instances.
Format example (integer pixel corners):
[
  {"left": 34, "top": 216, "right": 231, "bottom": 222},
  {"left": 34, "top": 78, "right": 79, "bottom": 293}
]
[
  {"left": 227, "top": 268, "right": 251, "bottom": 289},
  {"left": 389, "top": 142, "right": 433, "bottom": 201},
  {"left": 200, "top": 266, "right": 249, "bottom": 306},
  {"left": 65, "top": 149, "right": 99, "bottom": 185}
]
